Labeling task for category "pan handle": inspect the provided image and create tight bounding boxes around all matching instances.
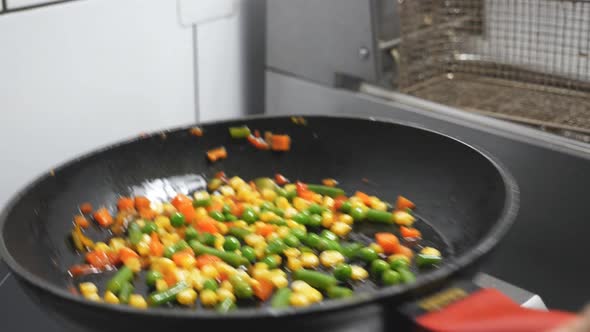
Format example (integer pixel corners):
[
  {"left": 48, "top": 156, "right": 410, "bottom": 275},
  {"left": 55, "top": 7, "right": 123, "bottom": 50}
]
[{"left": 412, "top": 287, "right": 576, "bottom": 332}]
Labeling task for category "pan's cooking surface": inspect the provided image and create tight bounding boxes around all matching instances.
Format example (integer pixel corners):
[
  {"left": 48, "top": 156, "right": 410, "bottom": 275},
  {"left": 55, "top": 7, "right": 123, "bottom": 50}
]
[{"left": 0, "top": 116, "right": 515, "bottom": 329}]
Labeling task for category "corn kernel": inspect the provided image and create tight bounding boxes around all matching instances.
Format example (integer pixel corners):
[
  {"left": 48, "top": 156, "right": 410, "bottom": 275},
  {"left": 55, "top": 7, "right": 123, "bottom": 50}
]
[
  {"left": 214, "top": 234, "right": 225, "bottom": 251},
  {"left": 277, "top": 226, "right": 290, "bottom": 238},
  {"left": 253, "top": 262, "right": 269, "bottom": 270},
  {"left": 129, "top": 294, "right": 148, "bottom": 309},
  {"left": 104, "top": 291, "right": 120, "bottom": 304},
  {"left": 261, "top": 188, "right": 277, "bottom": 201},
  {"left": 393, "top": 211, "right": 416, "bottom": 226},
  {"left": 187, "top": 270, "right": 204, "bottom": 290},
  {"left": 304, "top": 287, "right": 323, "bottom": 303},
  {"left": 200, "top": 289, "right": 218, "bottom": 307},
  {"left": 216, "top": 222, "right": 228, "bottom": 235},
  {"left": 151, "top": 257, "right": 175, "bottom": 273},
  {"left": 109, "top": 238, "right": 126, "bottom": 252},
  {"left": 369, "top": 243, "right": 384, "bottom": 254},
  {"left": 245, "top": 234, "right": 265, "bottom": 247},
  {"left": 388, "top": 254, "right": 411, "bottom": 264},
  {"left": 420, "top": 247, "right": 441, "bottom": 257},
  {"left": 136, "top": 219, "right": 146, "bottom": 228},
  {"left": 179, "top": 255, "right": 196, "bottom": 269},
  {"left": 124, "top": 257, "right": 142, "bottom": 273},
  {"left": 293, "top": 197, "right": 310, "bottom": 211},
  {"left": 254, "top": 245, "right": 267, "bottom": 259},
  {"left": 372, "top": 201, "right": 387, "bottom": 211},
  {"left": 201, "top": 264, "right": 219, "bottom": 279},
  {"left": 94, "top": 242, "right": 110, "bottom": 252},
  {"left": 136, "top": 241, "right": 151, "bottom": 256},
  {"left": 151, "top": 201, "right": 164, "bottom": 215},
  {"left": 321, "top": 211, "right": 335, "bottom": 228},
  {"left": 229, "top": 176, "right": 246, "bottom": 189},
  {"left": 287, "top": 257, "right": 302, "bottom": 271},
  {"left": 173, "top": 268, "right": 188, "bottom": 283},
  {"left": 289, "top": 293, "right": 311, "bottom": 307},
  {"left": 84, "top": 293, "right": 102, "bottom": 302},
  {"left": 219, "top": 185, "right": 236, "bottom": 197},
  {"left": 275, "top": 197, "right": 290, "bottom": 210},
  {"left": 177, "top": 288, "right": 197, "bottom": 306},
  {"left": 215, "top": 262, "right": 237, "bottom": 277},
  {"left": 338, "top": 214, "right": 354, "bottom": 225},
  {"left": 194, "top": 207, "right": 208, "bottom": 219},
  {"left": 330, "top": 221, "right": 352, "bottom": 237},
  {"left": 211, "top": 195, "right": 224, "bottom": 205},
  {"left": 283, "top": 248, "right": 301, "bottom": 258},
  {"left": 351, "top": 265, "right": 369, "bottom": 281},
  {"left": 252, "top": 268, "right": 271, "bottom": 280},
  {"left": 193, "top": 190, "right": 210, "bottom": 201},
  {"left": 270, "top": 254, "right": 282, "bottom": 265},
  {"left": 216, "top": 288, "right": 236, "bottom": 302},
  {"left": 284, "top": 184, "right": 296, "bottom": 192},
  {"left": 232, "top": 220, "right": 248, "bottom": 228},
  {"left": 220, "top": 280, "right": 234, "bottom": 292},
  {"left": 319, "top": 250, "right": 345, "bottom": 267},
  {"left": 312, "top": 193, "right": 323, "bottom": 203},
  {"left": 291, "top": 280, "right": 312, "bottom": 293},
  {"left": 322, "top": 196, "right": 335, "bottom": 210},
  {"left": 300, "top": 252, "right": 319, "bottom": 268},
  {"left": 284, "top": 207, "right": 298, "bottom": 219},
  {"left": 79, "top": 282, "right": 98, "bottom": 296},
  {"left": 156, "top": 279, "right": 169, "bottom": 292},
  {"left": 271, "top": 274, "right": 289, "bottom": 288},
  {"left": 348, "top": 196, "right": 363, "bottom": 205}
]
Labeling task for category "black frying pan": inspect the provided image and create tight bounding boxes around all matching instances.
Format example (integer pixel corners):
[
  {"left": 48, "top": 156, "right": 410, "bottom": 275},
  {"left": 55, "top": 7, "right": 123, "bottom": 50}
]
[{"left": 0, "top": 115, "right": 519, "bottom": 331}]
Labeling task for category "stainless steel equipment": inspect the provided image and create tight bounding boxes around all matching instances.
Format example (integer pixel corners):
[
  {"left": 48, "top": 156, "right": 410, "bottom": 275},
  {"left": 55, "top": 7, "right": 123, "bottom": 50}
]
[{"left": 267, "top": 0, "right": 590, "bottom": 142}]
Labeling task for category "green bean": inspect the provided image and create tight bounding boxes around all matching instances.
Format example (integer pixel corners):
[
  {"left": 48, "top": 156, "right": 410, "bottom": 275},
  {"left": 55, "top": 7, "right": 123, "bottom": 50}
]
[
  {"left": 333, "top": 264, "right": 352, "bottom": 281},
  {"left": 202, "top": 279, "right": 218, "bottom": 291},
  {"left": 230, "top": 275, "right": 253, "bottom": 299},
  {"left": 293, "top": 269, "right": 338, "bottom": 290},
  {"left": 141, "top": 222, "right": 158, "bottom": 234},
  {"left": 240, "top": 246, "right": 256, "bottom": 263},
  {"left": 306, "top": 184, "right": 345, "bottom": 198},
  {"left": 148, "top": 281, "right": 188, "bottom": 306},
  {"left": 292, "top": 213, "right": 311, "bottom": 225},
  {"left": 415, "top": 254, "right": 443, "bottom": 268},
  {"left": 118, "top": 282, "right": 134, "bottom": 304},
  {"left": 223, "top": 236, "right": 240, "bottom": 251},
  {"left": 284, "top": 234, "right": 301, "bottom": 247},
  {"left": 164, "top": 240, "right": 189, "bottom": 258},
  {"left": 262, "top": 255, "right": 280, "bottom": 269},
  {"left": 106, "top": 266, "right": 134, "bottom": 294},
  {"left": 341, "top": 243, "right": 363, "bottom": 258},
  {"left": 224, "top": 213, "right": 237, "bottom": 221},
  {"left": 303, "top": 233, "right": 322, "bottom": 249},
  {"left": 339, "top": 201, "right": 352, "bottom": 213},
  {"left": 184, "top": 226, "right": 199, "bottom": 241},
  {"left": 199, "top": 232, "right": 216, "bottom": 246},
  {"left": 216, "top": 298, "right": 237, "bottom": 313},
  {"left": 229, "top": 126, "right": 251, "bottom": 139},
  {"left": 128, "top": 223, "right": 143, "bottom": 245},
  {"left": 308, "top": 214, "right": 323, "bottom": 227},
  {"left": 358, "top": 247, "right": 378, "bottom": 262},
  {"left": 366, "top": 209, "right": 393, "bottom": 224},
  {"left": 192, "top": 197, "right": 211, "bottom": 207},
  {"left": 326, "top": 286, "right": 353, "bottom": 299},
  {"left": 271, "top": 288, "right": 292, "bottom": 308},
  {"left": 242, "top": 207, "right": 258, "bottom": 224},
  {"left": 370, "top": 259, "right": 390, "bottom": 276},
  {"left": 265, "top": 238, "right": 286, "bottom": 255},
  {"left": 307, "top": 203, "right": 326, "bottom": 215},
  {"left": 145, "top": 270, "right": 163, "bottom": 287},
  {"left": 190, "top": 241, "right": 249, "bottom": 267},
  {"left": 323, "top": 239, "right": 342, "bottom": 252},
  {"left": 209, "top": 210, "right": 225, "bottom": 222},
  {"left": 320, "top": 230, "right": 338, "bottom": 241},
  {"left": 389, "top": 257, "right": 410, "bottom": 271},
  {"left": 290, "top": 228, "right": 307, "bottom": 241},
  {"left": 208, "top": 178, "right": 222, "bottom": 191},
  {"left": 228, "top": 227, "right": 251, "bottom": 240},
  {"left": 382, "top": 270, "right": 401, "bottom": 286},
  {"left": 222, "top": 204, "right": 232, "bottom": 215},
  {"left": 350, "top": 207, "right": 366, "bottom": 222},
  {"left": 399, "top": 269, "right": 416, "bottom": 284}
]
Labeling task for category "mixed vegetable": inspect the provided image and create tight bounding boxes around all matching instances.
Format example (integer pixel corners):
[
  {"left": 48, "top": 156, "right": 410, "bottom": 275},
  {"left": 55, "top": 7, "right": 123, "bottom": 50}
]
[{"left": 69, "top": 174, "right": 442, "bottom": 311}]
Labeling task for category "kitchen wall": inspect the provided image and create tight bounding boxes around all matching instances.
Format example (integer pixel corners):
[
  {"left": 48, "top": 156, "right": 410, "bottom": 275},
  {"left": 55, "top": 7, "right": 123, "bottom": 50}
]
[{"left": 0, "top": 0, "right": 256, "bottom": 207}]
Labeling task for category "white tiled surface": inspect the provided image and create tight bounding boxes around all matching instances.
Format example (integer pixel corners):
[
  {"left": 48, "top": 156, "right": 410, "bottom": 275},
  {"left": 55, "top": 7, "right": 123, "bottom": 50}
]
[{"left": 7, "top": 0, "right": 61, "bottom": 9}]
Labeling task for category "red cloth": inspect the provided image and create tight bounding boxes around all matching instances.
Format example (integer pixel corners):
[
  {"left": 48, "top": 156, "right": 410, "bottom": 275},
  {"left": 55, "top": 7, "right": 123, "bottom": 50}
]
[{"left": 417, "top": 288, "right": 576, "bottom": 332}]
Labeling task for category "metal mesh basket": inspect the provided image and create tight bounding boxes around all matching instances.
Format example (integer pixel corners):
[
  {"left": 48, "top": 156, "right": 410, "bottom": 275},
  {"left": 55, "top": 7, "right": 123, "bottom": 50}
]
[{"left": 396, "top": 0, "right": 590, "bottom": 141}]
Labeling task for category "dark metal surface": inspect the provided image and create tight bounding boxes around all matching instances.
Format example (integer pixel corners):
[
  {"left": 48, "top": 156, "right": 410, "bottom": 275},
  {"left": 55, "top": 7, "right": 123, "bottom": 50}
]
[
  {"left": 0, "top": 115, "right": 515, "bottom": 331},
  {"left": 266, "top": 71, "right": 590, "bottom": 311}
]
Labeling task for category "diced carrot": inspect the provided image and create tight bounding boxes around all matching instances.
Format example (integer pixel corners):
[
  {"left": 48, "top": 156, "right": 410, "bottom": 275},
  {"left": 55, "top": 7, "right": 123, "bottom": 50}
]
[
  {"left": 68, "top": 264, "right": 99, "bottom": 277},
  {"left": 178, "top": 203, "right": 196, "bottom": 223},
  {"left": 74, "top": 215, "right": 90, "bottom": 228},
  {"left": 322, "top": 178, "right": 338, "bottom": 187},
  {"left": 85, "top": 250, "right": 110, "bottom": 269},
  {"left": 117, "top": 197, "right": 134, "bottom": 211},
  {"left": 196, "top": 217, "right": 218, "bottom": 234},
  {"left": 172, "top": 250, "right": 195, "bottom": 267},
  {"left": 118, "top": 247, "right": 139, "bottom": 263},
  {"left": 139, "top": 208, "right": 156, "bottom": 220},
  {"left": 106, "top": 251, "right": 121, "bottom": 266},
  {"left": 395, "top": 245, "right": 414, "bottom": 259},
  {"left": 214, "top": 171, "right": 227, "bottom": 181},
  {"left": 93, "top": 208, "right": 113, "bottom": 227},
  {"left": 247, "top": 135, "right": 270, "bottom": 150},
  {"left": 256, "top": 224, "right": 276, "bottom": 237},
  {"left": 396, "top": 196, "right": 415, "bottom": 210},
  {"left": 164, "top": 270, "right": 178, "bottom": 286},
  {"left": 375, "top": 232, "right": 401, "bottom": 254},
  {"left": 190, "top": 127, "right": 203, "bottom": 137},
  {"left": 295, "top": 182, "right": 314, "bottom": 200},
  {"left": 207, "top": 201, "right": 224, "bottom": 213},
  {"left": 400, "top": 226, "right": 422, "bottom": 239},
  {"left": 253, "top": 278, "right": 274, "bottom": 301},
  {"left": 196, "top": 254, "right": 222, "bottom": 269},
  {"left": 270, "top": 134, "right": 291, "bottom": 151},
  {"left": 171, "top": 194, "right": 192, "bottom": 209},
  {"left": 79, "top": 202, "right": 93, "bottom": 214},
  {"left": 354, "top": 191, "right": 372, "bottom": 205},
  {"left": 134, "top": 196, "right": 151, "bottom": 211},
  {"left": 150, "top": 233, "right": 164, "bottom": 257},
  {"left": 275, "top": 174, "right": 289, "bottom": 185},
  {"left": 207, "top": 147, "right": 228, "bottom": 162},
  {"left": 231, "top": 203, "right": 245, "bottom": 218}
]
